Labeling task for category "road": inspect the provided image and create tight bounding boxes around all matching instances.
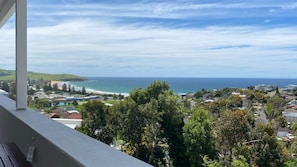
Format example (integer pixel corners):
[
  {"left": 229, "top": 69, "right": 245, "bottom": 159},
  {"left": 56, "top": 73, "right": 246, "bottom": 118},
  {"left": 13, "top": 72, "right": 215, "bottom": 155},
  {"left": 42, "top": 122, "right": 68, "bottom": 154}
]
[{"left": 256, "top": 105, "right": 268, "bottom": 125}]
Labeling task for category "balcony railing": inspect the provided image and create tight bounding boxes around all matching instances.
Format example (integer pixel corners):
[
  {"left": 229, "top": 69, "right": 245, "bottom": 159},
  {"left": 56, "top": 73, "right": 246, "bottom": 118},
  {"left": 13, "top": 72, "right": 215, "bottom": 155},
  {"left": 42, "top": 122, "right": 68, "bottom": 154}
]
[{"left": 0, "top": 94, "right": 152, "bottom": 167}]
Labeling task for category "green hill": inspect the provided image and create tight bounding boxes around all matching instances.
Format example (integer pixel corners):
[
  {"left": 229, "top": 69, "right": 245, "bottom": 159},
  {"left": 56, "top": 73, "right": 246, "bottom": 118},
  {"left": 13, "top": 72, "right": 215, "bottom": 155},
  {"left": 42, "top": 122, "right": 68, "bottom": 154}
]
[{"left": 0, "top": 69, "right": 86, "bottom": 81}]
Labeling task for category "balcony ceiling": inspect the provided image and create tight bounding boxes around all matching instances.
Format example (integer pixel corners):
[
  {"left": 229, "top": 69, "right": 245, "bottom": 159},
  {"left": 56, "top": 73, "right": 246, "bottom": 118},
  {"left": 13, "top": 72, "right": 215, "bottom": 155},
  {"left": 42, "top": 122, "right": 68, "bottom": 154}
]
[{"left": 0, "top": 0, "right": 15, "bottom": 28}]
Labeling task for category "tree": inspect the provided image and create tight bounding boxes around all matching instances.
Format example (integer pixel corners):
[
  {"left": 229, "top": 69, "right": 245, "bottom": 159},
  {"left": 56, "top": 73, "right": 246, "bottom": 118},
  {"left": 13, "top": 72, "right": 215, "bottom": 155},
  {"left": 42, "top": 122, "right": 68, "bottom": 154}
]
[
  {"left": 82, "top": 87, "right": 86, "bottom": 95},
  {"left": 265, "top": 95, "right": 286, "bottom": 120},
  {"left": 203, "top": 156, "right": 222, "bottom": 167},
  {"left": 119, "top": 93, "right": 124, "bottom": 100},
  {"left": 217, "top": 88, "right": 234, "bottom": 98},
  {"left": 9, "top": 82, "right": 16, "bottom": 95},
  {"left": 52, "top": 83, "right": 58, "bottom": 91},
  {"left": 293, "top": 87, "right": 297, "bottom": 96},
  {"left": 114, "top": 81, "right": 189, "bottom": 166},
  {"left": 113, "top": 97, "right": 145, "bottom": 154},
  {"left": 231, "top": 155, "right": 249, "bottom": 167},
  {"left": 158, "top": 92, "right": 190, "bottom": 167},
  {"left": 62, "top": 83, "right": 67, "bottom": 92},
  {"left": 229, "top": 95, "right": 243, "bottom": 109},
  {"left": 68, "top": 84, "right": 71, "bottom": 92},
  {"left": 214, "top": 110, "right": 254, "bottom": 165},
  {"left": 3, "top": 82, "right": 16, "bottom": 100},
  {"left": 276, "top": 116, "right": 287, "bottom": 128},
  {"left": 184, "top": 107, "right": 215, "bottom": 167},
  {"left": 114, "top": 86, "right": 166, "bottom": 166},
  {"left": 27, "top": 95, "right": 34, "bottom": 106},
  {"left": 1, "top": 82, "right": 9, "bottom": 92},
  {"left": 28, "top": 87, "right": 34, "bottom": 95},
  {"left": 252, "top": 124, "right": 289, "bottom": 167},
  {"left": 48, "top": 81, "right": 52, "bottom": 89},
  {"left": 203, "top": 101, "right": 221, "bottom": 115},
  {"left": 194, "top": 89, "right": 207, "bottom": 99},
  {"left": 43, "top": 81, "right": 53, "bottom": 92},
  {"left": 265, "top": 104, "right": 275, "bottom": 120},
  {"left": 253, "top": 91, "right": 266, "bottom": 103},
  {"left": 243, "top": 89, "right": 254, "bottom": 100},
  {"left": 285, "top": 159, "right": 297, "bottom": 167},
  {"left": 79, "top": 101, "right": 114, "bottom": 144},
  {"left": 72, "top": 100, "right": 78, "bottom": 106},
  {"left": 34, "top": 99, "right": 51, "bottom": 109}
]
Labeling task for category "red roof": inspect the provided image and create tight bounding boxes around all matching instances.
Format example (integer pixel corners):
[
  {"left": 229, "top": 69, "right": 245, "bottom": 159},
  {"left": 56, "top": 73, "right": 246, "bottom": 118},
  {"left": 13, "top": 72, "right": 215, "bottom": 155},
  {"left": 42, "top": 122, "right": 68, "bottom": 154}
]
[{"left": 67, "top": 113, "right": 82, "bottom": 119}]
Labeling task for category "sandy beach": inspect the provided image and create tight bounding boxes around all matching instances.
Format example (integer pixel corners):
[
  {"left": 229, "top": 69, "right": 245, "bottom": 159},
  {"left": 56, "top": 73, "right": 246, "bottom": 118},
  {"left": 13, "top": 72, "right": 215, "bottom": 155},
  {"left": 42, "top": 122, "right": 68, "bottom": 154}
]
[{"left": 51, "top": 80, "right": 129, "bottom": 96}]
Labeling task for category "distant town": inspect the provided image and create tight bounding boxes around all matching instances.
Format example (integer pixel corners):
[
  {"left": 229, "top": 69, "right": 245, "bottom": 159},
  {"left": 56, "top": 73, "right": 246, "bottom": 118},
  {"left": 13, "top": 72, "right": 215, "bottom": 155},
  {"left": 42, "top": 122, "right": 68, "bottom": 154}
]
[{"left": 0, "top": 79, "right": 124, "bottom": 129}]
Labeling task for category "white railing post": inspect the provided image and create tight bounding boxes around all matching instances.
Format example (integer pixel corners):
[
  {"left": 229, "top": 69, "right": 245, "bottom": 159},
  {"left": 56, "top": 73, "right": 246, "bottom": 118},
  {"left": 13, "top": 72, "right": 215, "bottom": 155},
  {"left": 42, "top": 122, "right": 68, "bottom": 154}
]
[{"left": 16, "top": 0, "right": 27, "bottom": 110}]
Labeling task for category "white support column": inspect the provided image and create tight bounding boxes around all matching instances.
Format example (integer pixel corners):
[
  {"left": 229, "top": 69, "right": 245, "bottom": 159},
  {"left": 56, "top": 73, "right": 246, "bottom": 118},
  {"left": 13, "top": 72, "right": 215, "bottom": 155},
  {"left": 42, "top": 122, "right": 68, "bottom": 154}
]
[{"left": 16, "top": 0, "right": 27, "bottom": 110}]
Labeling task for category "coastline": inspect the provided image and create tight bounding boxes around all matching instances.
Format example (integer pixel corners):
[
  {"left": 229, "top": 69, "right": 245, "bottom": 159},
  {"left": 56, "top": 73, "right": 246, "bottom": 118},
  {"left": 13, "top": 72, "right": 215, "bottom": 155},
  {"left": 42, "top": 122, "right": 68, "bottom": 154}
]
[
  {"left": 55, "top": 77, "right": 297, "bottom": 96},
  {"left": 53, "top": 80, "right": 129, "bottom": 97},
  {"left": 86, "top": 88, "right": 129, "bottom": 97}
]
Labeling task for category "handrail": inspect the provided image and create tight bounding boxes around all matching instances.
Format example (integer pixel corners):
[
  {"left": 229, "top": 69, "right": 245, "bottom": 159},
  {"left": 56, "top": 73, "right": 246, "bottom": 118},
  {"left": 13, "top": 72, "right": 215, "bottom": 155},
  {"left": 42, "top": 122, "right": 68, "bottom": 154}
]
[{"left": 0, "top": 95, "right": 152, "bottom": 167}]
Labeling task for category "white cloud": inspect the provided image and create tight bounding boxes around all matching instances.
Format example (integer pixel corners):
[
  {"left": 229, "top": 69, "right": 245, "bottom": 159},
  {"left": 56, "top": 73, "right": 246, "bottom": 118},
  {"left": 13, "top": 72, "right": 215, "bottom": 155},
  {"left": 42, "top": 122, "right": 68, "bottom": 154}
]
[
  {"left": 1, "top": 1, "right": 297, "bottom": 77},
  {"left": 13, "top": 20, "right": 293, "bottom": 77},
  {"left": 26, "top": 1, "right": 297, "bottom": 21},
  {"left": 280, "top": 2, "right": 297, "bottom": 10}
]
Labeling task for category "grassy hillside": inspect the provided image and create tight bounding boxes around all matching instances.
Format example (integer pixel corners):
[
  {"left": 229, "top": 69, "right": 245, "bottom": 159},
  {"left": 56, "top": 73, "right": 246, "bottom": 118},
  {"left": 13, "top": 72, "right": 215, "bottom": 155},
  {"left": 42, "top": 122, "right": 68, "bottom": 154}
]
[{"left": 0, "top": 69, "right": 86, "bottom": 81}]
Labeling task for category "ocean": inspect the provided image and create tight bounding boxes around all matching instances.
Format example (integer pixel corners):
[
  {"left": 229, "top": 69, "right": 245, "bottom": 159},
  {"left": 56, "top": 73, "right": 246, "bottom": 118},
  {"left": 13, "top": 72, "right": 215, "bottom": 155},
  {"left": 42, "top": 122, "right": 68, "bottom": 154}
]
[{"left": 68, "top": 77, "right": 297, "bottom": 95}]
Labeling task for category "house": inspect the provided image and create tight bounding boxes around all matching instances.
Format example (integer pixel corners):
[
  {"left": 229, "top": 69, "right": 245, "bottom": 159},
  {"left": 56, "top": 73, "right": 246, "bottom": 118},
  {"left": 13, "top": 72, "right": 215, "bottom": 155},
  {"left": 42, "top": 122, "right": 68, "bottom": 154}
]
[
  {"left": 49, "top": 112, "right": 60, "bottom": 118},
  {"left": 65, "top": 106, "right": 76, "bottom": 111},
  {"left": 287, "top": 100, "right": 297, "bottom": 106},
  {"left": 254, "top": 84, "right": 277, "bottom": 92},
  {"left": 283, "top": 112, "right": 297, "bottom": 123},
  {"left": 67, "top": 113, "right": 82, "bottom": 119},
  {"left": 52, "top": 118, "right": 82, "bottom": 129},
  {"left": 0, "top": 89, "right": 8, "bottom": 96},
  {"left": 277, "top": 131, "right": 294, "bottom": 141},
  {"left": 203, "top": 93, "right": 214, "bottom": 102}
]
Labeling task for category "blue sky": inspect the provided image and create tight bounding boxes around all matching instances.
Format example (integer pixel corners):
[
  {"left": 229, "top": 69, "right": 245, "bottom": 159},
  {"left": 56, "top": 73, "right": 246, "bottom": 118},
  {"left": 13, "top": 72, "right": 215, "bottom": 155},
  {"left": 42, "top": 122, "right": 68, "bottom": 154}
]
[{"left": 1, "top": 0, "right": 297, "bottom": 78}]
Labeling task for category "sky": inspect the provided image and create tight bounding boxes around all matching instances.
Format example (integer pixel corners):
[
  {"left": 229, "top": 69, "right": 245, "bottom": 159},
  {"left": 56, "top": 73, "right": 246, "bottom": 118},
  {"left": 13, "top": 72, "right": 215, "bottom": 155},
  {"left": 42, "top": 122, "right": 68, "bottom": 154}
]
[{"left": 1, "top": 0, "right": 297, "bottom": 78}]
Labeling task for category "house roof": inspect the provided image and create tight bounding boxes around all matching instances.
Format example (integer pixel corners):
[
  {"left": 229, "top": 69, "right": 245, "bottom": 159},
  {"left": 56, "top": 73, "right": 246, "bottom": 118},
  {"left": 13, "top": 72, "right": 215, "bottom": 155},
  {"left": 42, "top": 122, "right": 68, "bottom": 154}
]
[
  {"left": 0, "top": 0, "right": 15, "bottom": 28},
  {"left": 67, "top": 113, "right": 82, "bottom": 119},
  {"left": 0, "top": 89, "right": 8, "bottom": 95},
  {"left": 283, "top": 112, "right": 297, "bottom": 117},
  {"left": 52, "top": 118, "right": 82, "bottom": 129},
  {"left": 67, "top": 110, "right": 79, "bottom": 114},
  {"left": 49, "top": 112, "right": 60, "bottom": 118}
]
